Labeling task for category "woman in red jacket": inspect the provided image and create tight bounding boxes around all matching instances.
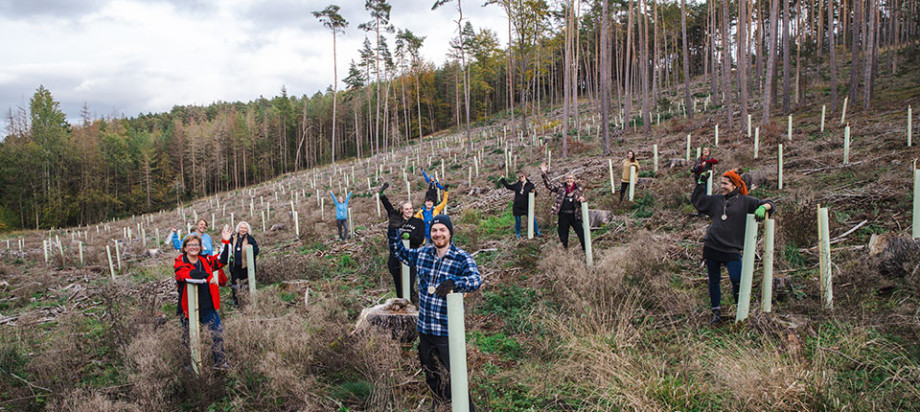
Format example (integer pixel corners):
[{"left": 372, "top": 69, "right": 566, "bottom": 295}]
[{"left": 174, "top": 225, "right": 232, "bottom": 368}]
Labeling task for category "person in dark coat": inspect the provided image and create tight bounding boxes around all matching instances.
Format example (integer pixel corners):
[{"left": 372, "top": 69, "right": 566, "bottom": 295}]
[
  {"left": 500, "top": 171, "right": 543, "bottom": 238},
  {"left": 692, "top": 169, "right": 774, "bottom": 324},
  {"left": 379, "top": 183, "right": 425, "bottom": 304},
  {"left": 228, "top": 221, "right": 259, "bottom": 307},
  {"left": 540, "top": 163, "right": 586, "bottom": 251}
]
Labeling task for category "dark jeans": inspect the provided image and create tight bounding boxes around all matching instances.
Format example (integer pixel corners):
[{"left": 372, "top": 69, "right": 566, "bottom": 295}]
[
  {"left": 557, "top": 212, "right": 585, "bottom": 251},
  {"left": 619, "top": 182, "right": 629, "bottom": 201},
  {"left": 387, "top": 255, "right": 418, "bottom": 304},
  {"left": 418, "top": 333, "right": 476, "bottom": 411},
  {"left": 180, "top": 308, "right": 226, "bottom": 366},
  {"left": 514, "top": 215, "right": 541, "bottom": 238},
  {"left": 336, "top": 219, "right": 349, "bottom": 240},
  {"left": 706, "top": 255, "right": 743, "bottom": 310}
]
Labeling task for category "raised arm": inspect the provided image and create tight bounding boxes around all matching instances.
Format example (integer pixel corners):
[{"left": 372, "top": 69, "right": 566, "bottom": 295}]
[
  {"left": 380, "top": 193, "right": 396, "bottom": 216},
  {"left": 433, "top": 190, "right": 449, "bottom": 214},
  {"left": 388, "top": 230, "right": 420, "bottom": 267},
  {"left": 329, "top": 191, "right": 339, "bottom": 205},
  {"left": 690, "top": 180, "right": 715, "bottom": 214},
  {"left": 345, "top": 192, "right": 352, "bottom": 205},
  {"left": 451, "top": 253, "right": 482, "bottom": 293},
  {"left": 499, "top": 177, "right": 515, "bottom": 191}
]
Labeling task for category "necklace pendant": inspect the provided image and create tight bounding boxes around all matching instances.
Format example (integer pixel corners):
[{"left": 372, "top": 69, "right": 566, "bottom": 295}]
[
  {"left": 427, "top": 285, "right": 436, "bottom": 295},
  {"left": 721, "top": 214, "right": 728, "bottom": 221}
]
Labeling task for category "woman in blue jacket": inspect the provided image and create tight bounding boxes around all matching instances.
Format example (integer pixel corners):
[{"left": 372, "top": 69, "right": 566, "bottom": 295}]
[{"left": 330, "top": 191, "right": 352, "bottom": 241}]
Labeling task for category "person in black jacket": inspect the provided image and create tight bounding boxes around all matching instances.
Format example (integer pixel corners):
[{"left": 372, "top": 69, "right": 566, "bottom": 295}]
[
  {"left": 228, "top": 221, "right": 259, "bottom": 307},
  {"left": 500, "top": 172, "right": 543, "bottom": 238},
  {"left": 378, "top": 183, "right": 425, "bottom": 304},
  {"left": 692, "top": 169, "right": 774, "bottom": 324}
]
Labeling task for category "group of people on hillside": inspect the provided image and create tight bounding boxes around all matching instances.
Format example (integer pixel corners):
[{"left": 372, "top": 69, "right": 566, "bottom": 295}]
[
  {"left": 169, "top": 219, "right": 259, "bottom": 370},
  {"left": 167, "top": 141, "right": 774, "bottom": 408}
]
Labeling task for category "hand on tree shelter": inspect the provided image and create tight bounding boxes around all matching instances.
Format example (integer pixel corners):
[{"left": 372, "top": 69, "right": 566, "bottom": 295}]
[
  {"left": 434, "top": 279, "right": 456, "bottom": 297},
  {"left": 755, "top": 205, "right": 768, "bottom": 220}
]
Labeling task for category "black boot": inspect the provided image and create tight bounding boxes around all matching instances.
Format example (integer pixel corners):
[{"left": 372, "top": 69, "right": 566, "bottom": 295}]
[{"left": 710, "top": 308, "right": 721, "bottom": 325}]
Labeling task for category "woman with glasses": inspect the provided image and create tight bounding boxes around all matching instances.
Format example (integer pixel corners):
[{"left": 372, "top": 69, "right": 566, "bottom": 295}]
[{"left": 174, "top": 225, "right": 232, "bottom": 369}]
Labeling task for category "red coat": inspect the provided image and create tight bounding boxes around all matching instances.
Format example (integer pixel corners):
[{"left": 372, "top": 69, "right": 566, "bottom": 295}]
[{"left": 174, "top": 240, "right": 229, "bottom": 318}]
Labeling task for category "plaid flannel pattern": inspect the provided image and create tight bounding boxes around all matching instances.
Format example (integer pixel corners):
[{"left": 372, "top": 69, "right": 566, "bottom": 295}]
[{"left": 389, "top": 232, "right": 482, "bottom": 337}]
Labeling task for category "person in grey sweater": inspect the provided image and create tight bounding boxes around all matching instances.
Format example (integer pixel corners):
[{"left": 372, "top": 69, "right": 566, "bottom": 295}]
[{"left": 691, "top": 169, "right": 774, "bottom": 324}]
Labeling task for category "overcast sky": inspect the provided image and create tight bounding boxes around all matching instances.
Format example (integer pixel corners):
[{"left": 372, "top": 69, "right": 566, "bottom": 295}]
[{"left": 0, "top": 0, "right": 510, "bottom": 131}]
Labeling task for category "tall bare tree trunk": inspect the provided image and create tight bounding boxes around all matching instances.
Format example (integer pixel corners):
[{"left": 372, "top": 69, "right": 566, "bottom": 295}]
[
  {"left": 642, "top": 0, "right": 652, "bottom": 133},
  {"left": 601, "top": 0, "right": 611, "bottom": 155},
  {"left": 849, "top": 0, "right": 863, "bottom": 107},
  {"left": 625, "top": 0, "right": 635, "bottom": 119},
  {"left": 762, "top": 0, "right": 780, "bottom": 125},
  {"left": 563, "top": 0, "right": 574, "bottom": 157},
  {"left": 828, "top": 0, "right": 838, "bottom": 111},
  {"left": 864, "top": 0, "right": 876, "bottom": 110},
  {"left": 681, "top": 0, "right": 693, "bottom": 119},
  {"left": 721, "top": 0, "right": 733, "bottom": 129},
  {"left": 782, "top": 0, "right": 791, "bottom": 114},
  {"left": 739, "top": 0, "right": 749, "bottom": 126}
]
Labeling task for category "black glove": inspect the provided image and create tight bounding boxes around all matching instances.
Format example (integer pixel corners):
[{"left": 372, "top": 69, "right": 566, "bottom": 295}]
[
  {"left": 189, "top": 269, "right": 209, "bottom": 280},
  {"left": 379, "top": 182, "right": 389, "bottom": 194},
  {"left": 434, "top": 279, "right": 456, "bottom": 297},
  {"left": 442, "top": 184, "right": 450, "bottom": 191}
]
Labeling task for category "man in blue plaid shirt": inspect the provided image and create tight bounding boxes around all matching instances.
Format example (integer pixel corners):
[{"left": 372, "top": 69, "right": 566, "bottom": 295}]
[{"left": 389, "top": 214, "right": 481, "bottom": 410}]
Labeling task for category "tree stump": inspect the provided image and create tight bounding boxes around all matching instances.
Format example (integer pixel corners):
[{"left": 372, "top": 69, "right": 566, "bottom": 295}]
[
  {"left": 587, "top": 210, "right": 613, "bottom": 228},
  {"left": 353, "top": 298, "right": 419, "bottom": 343},
  {"left": 270, "top": 224, "right": 287, "bottom": 232},
  {"left": 873, "top": 236, "right": 920, "bottom": 279}
]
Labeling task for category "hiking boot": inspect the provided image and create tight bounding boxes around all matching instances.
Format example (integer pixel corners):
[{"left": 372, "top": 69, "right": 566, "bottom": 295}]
[{"left": 710, "top": 308, "right": 722, "bottom": 325}]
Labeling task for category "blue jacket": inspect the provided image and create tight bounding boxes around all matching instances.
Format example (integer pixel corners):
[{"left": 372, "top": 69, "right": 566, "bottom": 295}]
[
  {"left": 422, "top": 170, "right": 444, "bottom": 190},
  {"left": 330, "top": 192, "right": 352, "bottom": 220},
  {"left": 171, "top": 231, "right": 215, "bottom": 256},
  {"left": 389, "top": 231, "right": 481, "bottom": 336}
]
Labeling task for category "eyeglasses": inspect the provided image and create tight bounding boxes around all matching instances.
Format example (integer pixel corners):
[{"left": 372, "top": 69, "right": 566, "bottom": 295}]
[{"left": 186, "top": 244, "right": 201, "bottom": 248}]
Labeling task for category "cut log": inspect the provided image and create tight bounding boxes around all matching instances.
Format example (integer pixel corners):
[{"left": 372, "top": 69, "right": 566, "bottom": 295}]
[
  {"left": 587, "top": 209, "right": 613, "bottom": 228},
  {"left": 667, "top": 159, "right": 688, "bottom": 169},
  {"left": 270, "top": 224, "right": 287, "bottom": 232},
  {"left": 352, "top": 298, "right": 419, "bottom": 343},
  {"left": 874, "top": 236, "right": 920, "bottom": 279}
]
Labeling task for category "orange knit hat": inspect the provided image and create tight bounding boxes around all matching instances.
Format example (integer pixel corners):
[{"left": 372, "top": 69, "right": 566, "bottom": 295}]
[{"left": 722, "top": 170, "right": 748, "bottom": 195}]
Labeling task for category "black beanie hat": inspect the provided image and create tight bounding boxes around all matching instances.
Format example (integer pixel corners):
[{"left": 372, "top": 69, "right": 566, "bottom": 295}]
[{"left": 429, "top": 214, "right": 454, "bottom": 238}]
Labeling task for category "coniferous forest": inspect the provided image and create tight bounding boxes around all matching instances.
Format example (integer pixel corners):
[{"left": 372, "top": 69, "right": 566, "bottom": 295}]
[{"left": 4, "top": 0, "right": 916, "bottom": 230}]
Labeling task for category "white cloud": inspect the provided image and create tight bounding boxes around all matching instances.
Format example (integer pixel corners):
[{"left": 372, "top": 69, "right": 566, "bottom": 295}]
[{"left": 0, "top": 0, "right": 511, "bottom": 130}]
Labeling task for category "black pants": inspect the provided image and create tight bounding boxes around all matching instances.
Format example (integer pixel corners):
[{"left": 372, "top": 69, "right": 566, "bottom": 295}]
[
  {"left": 557, "top": 212, "right": 585, "bottom": 251},
  {"left": 619, "top": 182, "right": 629, "bottom": 201},
  {"left": 336, "top": 219, "right": 349, "bottom": 240},
  {"left": 418, "top": 333, "right": 476, "bottom": 411},
  {"left": 387, "top": 255, "right": 418, "bottom": 305}
]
